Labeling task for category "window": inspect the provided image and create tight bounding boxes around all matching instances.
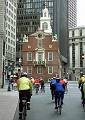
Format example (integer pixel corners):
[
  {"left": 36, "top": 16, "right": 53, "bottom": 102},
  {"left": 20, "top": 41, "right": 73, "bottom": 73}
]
[
  {"left": 72, "top": 30, "right": 74, "bottom": 37},
  {"left": 48, "top": 66, "right": 53, "bottom": 74},
  {"left": 37, "top": 67, "right": 43, "bottom": 74},
  {"left": 72, "top": 43, "right": 75, "bottom": 67},
  {"left": 42, "top": 22, "right": 48, "bottom": 30},
  {"left": 38, "top": 52, "right": 43, "bottom": 61},
  {"left": 27, "top": 52, "right": 32, "bottom": 61},
  {"left": 27, "top": 66, "right": 32, "bottom": 74},
  {"left": 48, "top": 52, "right": 53, "bottom": 61},
  {"left": 44, "top": 12, "right": 46, "bottom": 17},
  {"left": 80, "top": 29, "right": 82, "bottom": 36}
]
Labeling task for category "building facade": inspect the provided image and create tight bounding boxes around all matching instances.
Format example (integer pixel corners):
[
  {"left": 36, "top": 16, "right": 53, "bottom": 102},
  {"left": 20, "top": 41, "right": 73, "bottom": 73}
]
[
  {"left": 16, "top": 0, "right": 70, "bottom": 72},
  {"left": 69, "top": 27, "right": 85, "bottom": 80},
  {"left": 68, "top": 0, "right": 77, "bottom": 28},
  {"left": 21, "top": 4, "right": 62, "bottom": 80},
  {"left": 0, "top": 0, "right": 5, "bottom": 87},
  {"left": 0, "top": 0, "right": 17, "bottom": 87},
  {"left": 22, "top": 30, "right": 61, "bottom": 80}
]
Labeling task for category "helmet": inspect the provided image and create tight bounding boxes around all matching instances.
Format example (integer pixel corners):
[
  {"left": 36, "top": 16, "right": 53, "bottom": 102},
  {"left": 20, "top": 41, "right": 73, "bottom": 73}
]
[
  {"left": 56, "top": 77, "right": 60, "bottom": 82},
  {"left": 83, "top": 75, "right": 85, "bottom": 77},
  {"left": 53, "top": 77, "right": 56, "bottom": 79},
  {"left": 21, "top": 72, "right": 28, "bottom": 77}
]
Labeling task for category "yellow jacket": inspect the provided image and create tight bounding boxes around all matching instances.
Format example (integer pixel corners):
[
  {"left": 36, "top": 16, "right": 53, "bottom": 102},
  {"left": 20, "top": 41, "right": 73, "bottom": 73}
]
[
  {"left": 17, "top": 77, "right": 32, "bottom": 93},
  {"left": 78, "top": 76, "right": 85, "bottom": 84}
]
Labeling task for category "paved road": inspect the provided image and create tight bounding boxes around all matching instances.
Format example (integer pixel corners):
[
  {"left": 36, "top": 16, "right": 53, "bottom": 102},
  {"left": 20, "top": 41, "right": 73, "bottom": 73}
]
[{"left": 14, "top": 81, "right": 85, "bottom": 120}]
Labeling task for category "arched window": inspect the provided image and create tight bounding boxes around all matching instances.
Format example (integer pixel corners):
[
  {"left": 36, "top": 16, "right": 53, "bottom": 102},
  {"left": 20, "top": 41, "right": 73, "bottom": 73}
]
[
  {"left": 44, "top": 12, "right": 46, "bottom": 17},
  {"left": 42, "top": 22, "right": 48, "bottom": 30}
]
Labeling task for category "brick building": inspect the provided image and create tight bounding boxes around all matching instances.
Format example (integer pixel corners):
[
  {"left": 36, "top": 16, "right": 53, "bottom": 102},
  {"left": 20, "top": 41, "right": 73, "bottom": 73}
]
[
  {"left": 21, "top": 30, "right": 61, "bottom": 81},
  {"left": 19, "top": 4, "right": 61, "bottom": 81}
]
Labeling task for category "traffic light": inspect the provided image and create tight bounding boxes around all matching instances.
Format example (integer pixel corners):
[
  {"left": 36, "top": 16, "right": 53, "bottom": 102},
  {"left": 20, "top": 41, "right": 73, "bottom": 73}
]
[{"left": 81, "top": 53, "right": 84, "bottom": 59}]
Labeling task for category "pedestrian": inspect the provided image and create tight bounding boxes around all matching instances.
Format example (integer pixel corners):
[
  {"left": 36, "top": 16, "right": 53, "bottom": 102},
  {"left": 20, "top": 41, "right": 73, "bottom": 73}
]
[{"left": 30, "top": 77, "right": 35, "bottom": 90}]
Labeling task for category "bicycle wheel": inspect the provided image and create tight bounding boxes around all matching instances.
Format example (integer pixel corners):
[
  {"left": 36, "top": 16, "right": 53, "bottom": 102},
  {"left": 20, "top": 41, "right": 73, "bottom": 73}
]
[
  {"left": 59, "top": 105, "right": 62, "bottom": 115},
  {"left": 22, "top": 104, "right": 27, "bottom": 120}
]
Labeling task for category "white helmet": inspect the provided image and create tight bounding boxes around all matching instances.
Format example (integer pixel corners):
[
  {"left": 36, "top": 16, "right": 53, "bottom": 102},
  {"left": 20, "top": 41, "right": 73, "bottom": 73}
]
[{"left": 21, "top": 72, "right": 28, "bottom": 77}]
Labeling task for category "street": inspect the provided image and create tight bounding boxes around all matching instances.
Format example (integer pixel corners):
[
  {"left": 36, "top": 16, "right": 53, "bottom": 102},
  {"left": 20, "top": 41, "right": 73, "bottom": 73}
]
[{"left": 14, "top": 81, "right": 85, "bottom": 120}]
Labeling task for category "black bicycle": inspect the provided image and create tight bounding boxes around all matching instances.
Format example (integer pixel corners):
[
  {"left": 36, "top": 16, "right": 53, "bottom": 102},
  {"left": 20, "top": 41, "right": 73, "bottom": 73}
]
[
  {"left": 21, "top": 97, "right": 27, "bottom": 120},
  {"left": 55, "top": 92, "right": 62, "bottom": 115}
]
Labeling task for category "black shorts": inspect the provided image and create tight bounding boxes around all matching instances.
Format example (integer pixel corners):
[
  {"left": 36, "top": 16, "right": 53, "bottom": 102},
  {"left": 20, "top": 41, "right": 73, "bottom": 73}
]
[{"left": 19, "top": 89, "right": 31, "bottom": 102}]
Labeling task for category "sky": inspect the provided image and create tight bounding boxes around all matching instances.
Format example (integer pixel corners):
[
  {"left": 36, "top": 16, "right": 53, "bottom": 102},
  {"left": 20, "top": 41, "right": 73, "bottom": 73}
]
[{"left": 77, "top": 0, "right": 85, "bottom": 26}]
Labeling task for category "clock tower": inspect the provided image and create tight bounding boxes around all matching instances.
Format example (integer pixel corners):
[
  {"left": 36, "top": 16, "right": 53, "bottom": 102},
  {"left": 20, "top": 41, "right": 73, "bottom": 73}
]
[{"left": 40, "top": 0, "right": 52, "bottom": 34}]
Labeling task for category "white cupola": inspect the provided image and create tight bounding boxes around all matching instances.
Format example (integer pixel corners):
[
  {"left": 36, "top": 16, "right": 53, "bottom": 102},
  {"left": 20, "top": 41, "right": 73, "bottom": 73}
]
[{"left": 40, "top": 0, "right": 52, "bottom": 34}]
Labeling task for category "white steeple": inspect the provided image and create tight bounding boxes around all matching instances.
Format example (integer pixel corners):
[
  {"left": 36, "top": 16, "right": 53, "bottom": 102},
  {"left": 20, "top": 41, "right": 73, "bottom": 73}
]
[{"left": 40, "top": 0, "right": 52, "bottom": 34}]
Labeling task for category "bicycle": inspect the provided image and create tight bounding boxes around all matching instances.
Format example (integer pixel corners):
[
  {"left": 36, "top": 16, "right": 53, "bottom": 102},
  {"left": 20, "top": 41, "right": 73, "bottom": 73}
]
[
  {"left": 55, "top": 91, "right": 63, "bottom": 115},
  {"left": 21, "top": 97, "right": 27, "bottom": 120}
]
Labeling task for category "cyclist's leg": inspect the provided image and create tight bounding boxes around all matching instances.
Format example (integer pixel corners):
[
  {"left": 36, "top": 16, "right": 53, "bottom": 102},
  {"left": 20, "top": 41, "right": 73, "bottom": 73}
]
[
  {"left": 52, "top": 89, "right": 54, "bottom": 100},
  {"left": 26, "top": 90, "right": 31, "bottom": 110},
  {"left": 55, "top": 95, "right": 58, "bottom": 109},
  {"left": 61, "top": 91, "right": 64, "bottom": 106}
]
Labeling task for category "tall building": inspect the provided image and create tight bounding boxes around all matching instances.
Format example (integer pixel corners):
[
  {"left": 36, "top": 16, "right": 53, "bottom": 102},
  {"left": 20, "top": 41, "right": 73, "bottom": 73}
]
[
  {"left": 17, "top": 0, "right": 77, "bottom": 75},
  {"left": 0, "top": 0, "right": 17, "bottom": 87},
  {"left": 69, "top": 27, "right": 85, "bottom": 80},
  {"left": 68, "top": 0, "right": 77, "bottom": 28},
  {"left": 0, "top": 0, "right": 5, "bottom": 87}
]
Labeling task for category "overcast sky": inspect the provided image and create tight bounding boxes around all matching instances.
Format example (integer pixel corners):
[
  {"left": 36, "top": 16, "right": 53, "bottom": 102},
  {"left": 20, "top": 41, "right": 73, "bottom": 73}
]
[{"left": 77, "top": 0, "right": 85, "bottom": 26}]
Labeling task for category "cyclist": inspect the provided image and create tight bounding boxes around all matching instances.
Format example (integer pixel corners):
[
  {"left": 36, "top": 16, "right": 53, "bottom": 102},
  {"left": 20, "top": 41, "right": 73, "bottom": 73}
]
[
  {"left": 50, "top": 77, "right": 56, "bottom": 100},
  {"left": 17, "top": 72, "right": 32, "bottom": 120},
  {"left": 78, "top": 74, "right": 85, "bottom": 101},
  {"left": 34, "top": 78, "right": 40, "bottom": 94},
  {"left": 54, "top": 78, "right": 65, "bottom": 109},
  {"left": 82, "top": 81, "right": 85, "bottom": 105}
]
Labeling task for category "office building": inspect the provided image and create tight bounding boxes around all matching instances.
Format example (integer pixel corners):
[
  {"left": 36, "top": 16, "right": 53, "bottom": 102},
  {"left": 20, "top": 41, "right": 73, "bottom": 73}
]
[
  {"left": 0, "top": 0, "right": 17, "bottom": 87},
  {"left": 69, "top": 27, "right": 85, "bottom": 80},
  {"left": 68, "top": 0, "right": 77, "bottom": 28}
]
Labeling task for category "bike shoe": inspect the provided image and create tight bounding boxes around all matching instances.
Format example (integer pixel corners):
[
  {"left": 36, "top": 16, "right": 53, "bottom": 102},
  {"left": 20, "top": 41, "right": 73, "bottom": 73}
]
[{"left": 55, "top": 106, "right": 58, "bottom": 109}]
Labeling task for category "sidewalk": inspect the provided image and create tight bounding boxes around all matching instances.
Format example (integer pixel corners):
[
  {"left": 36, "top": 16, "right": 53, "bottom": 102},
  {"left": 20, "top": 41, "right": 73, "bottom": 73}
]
[{"left": 0, "top": 85, "right": 18, "bottom": 120}]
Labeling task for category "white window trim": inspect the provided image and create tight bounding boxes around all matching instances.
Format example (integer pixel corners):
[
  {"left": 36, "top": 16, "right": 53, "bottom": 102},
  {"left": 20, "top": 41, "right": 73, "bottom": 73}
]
[
  {"left": 48, "top": 66, "right": 53, "bottom": 74},
  {"left": 48, "top": 52, "right": 53, "bottom": 61},
  {"left": 37, "top": 67, "right": 43, "bottom": 74},
  {"left": 27, "top": 66, "right": 32, "bottom": 74},
  {"left": 27, "top": 52, "right": 32, "bottom": 61}
]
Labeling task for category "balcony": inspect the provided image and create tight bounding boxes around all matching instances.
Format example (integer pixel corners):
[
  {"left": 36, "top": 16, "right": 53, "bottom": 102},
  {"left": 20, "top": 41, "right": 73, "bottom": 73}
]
[{"left": 33, "top": 60, "right": 46, "bottom": 67}]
